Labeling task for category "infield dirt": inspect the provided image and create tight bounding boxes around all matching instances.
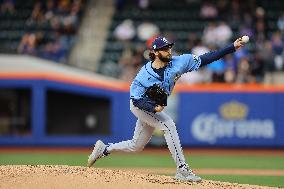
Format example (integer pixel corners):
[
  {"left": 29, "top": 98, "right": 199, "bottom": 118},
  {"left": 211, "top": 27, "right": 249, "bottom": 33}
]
[{"left": 0, "top": 165, "right": 281, "bottom": 189}]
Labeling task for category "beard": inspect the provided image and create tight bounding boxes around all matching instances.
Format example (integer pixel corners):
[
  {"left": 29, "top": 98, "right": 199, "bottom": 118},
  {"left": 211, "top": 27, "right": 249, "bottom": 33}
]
[{"left": 158, "top": 53, "right": 172, "bottom": 62}]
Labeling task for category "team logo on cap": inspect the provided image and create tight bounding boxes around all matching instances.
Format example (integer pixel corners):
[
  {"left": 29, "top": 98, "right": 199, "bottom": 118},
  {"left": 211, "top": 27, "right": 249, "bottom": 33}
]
[{"left": 162, "top": 37, "right": 168, "bottom": 43}]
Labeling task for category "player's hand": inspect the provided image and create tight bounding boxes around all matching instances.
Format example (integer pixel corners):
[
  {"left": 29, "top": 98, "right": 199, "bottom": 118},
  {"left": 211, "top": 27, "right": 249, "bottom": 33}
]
[
  {"left": 233, "top": 38, "right": 245, "bottom": 51},
  {"left": 154, "top": 105, "right": 164, "bottom": 112}
]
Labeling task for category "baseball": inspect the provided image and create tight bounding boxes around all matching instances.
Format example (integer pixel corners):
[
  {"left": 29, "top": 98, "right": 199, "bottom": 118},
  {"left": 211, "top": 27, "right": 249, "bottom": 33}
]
[{"left": 242, "top": 35, "right": 249, "bottom": 43}]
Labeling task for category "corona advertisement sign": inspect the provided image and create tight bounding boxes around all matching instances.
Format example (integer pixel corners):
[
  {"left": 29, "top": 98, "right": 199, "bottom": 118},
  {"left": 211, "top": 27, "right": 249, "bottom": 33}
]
[
  {"left": 191, "top": 101, "right": 275, "bottom": 144},
  {"left": 178, "top": 92, "right": 284, "bottom": 147}
]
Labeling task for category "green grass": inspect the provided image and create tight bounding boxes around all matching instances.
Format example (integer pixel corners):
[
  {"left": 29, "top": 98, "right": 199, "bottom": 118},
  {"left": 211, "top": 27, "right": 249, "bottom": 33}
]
[
  {"left": 201, "top": 175, "right": 284, "bottom": 188},
  {"left": 1, "top": 153, "right": 284, "bottom": 169},
  {"left": 95, "top": 154, "right": 284, "bottom": 170},
  {"left": 0, "top": 153, "right": 284, "bottom": 170},
  {"left": 1, "top": 152, "right": 284, "bottom": 187},
  {"left": 189, "top": 155, "right": 284, "bottom": 170}
]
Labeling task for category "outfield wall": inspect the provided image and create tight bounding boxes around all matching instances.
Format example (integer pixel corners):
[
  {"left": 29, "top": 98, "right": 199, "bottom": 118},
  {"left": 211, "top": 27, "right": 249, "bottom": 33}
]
[{"left": 0, "top": 56, "right": 284, "bottom": 147}]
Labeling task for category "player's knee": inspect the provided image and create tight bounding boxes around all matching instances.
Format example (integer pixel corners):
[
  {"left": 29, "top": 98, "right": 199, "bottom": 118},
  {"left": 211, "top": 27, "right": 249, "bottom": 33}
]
[
  {"left": 129, "top": 140, "right": 145, "bottom": 152},
  {"left": 134, "top": 145, "right": 144, "bottom": 152},
  {"left": 163, "top": 120, "right": 176, "bottom": 130}
]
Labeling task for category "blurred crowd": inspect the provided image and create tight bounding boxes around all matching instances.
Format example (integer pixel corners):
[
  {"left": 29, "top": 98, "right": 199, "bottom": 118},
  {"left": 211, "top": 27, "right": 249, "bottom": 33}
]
[
  {"left": 2, "top": 0, "right": 283, "bottom": 84},
  {"left": 0, "top": 0, "right": 85, "bottom": 63},
  {"left": 107, "top": 0, "right": 284, "bottom": 84}
]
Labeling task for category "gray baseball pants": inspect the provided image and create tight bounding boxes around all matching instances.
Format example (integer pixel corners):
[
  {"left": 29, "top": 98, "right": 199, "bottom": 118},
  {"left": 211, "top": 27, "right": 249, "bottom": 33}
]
[{"left": 107, "top": 100, "right": 186, "bottom": 168}]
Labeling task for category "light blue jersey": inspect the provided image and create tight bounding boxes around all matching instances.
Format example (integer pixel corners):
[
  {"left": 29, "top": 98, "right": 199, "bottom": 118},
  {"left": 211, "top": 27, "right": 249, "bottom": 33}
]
[{"left": 130, "top": 54, "right": 201, "bottom": 99}]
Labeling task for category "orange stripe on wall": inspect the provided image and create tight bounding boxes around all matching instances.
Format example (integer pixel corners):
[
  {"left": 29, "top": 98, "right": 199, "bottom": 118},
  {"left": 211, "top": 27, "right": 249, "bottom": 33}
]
[
  {"left": 175, "top": 83, "right": 284, "bottom": 92},
  {"left": 0, "top": 72, "right": 130, "bottom": 91},
  {"left": 1, "top": 72, "right": 284, "bottom": 92}
]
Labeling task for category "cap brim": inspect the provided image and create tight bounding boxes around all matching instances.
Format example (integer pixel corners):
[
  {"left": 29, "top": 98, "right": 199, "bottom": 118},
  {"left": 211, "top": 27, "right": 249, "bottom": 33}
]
[{"left": 155, "top": 43, "right": 174, "bottom": 51}]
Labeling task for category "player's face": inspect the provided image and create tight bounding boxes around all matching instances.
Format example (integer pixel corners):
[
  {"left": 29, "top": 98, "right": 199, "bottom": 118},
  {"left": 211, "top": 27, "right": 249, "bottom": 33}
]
[{"left": 157, "top": 46, "right": 172, "bottom": 62}]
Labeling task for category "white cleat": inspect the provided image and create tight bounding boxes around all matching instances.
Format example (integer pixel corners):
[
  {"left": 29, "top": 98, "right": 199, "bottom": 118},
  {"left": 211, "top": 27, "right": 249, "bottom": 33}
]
[
  {"left": 175, "top": 164, "right": 202, "bottom": 182},
  {"left": 87, "top": 140, "right": 108, "bottom": 167}
]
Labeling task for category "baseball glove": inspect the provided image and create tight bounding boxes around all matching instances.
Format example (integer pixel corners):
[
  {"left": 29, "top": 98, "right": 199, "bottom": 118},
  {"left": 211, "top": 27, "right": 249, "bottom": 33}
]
[{"left": 145, "top": 84, "right": 168, "bottom": 106}]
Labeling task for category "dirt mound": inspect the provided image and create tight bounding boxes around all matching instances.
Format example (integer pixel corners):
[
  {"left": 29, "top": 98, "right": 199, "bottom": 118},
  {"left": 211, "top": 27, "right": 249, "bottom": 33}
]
[{"left": 0, "top": 165, "right": 278, "bottom": 189}]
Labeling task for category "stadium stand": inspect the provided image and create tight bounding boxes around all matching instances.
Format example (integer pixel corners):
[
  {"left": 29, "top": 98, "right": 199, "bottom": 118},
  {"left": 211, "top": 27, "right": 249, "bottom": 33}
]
[
  {"left": 98, "top": 0, "right": 284, "bottom": 83},
  {"left": 0, "top": 0, "right": 87, "bottom": 63}
]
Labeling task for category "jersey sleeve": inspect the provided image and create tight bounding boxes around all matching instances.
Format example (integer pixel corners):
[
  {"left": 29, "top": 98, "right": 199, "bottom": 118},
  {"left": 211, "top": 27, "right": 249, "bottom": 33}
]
[
  {"left": 179, "top": 54, "right": 202, "bottom": 73},
  {"left": 130, "top": 80, "right": 146, "bottom": 99}
]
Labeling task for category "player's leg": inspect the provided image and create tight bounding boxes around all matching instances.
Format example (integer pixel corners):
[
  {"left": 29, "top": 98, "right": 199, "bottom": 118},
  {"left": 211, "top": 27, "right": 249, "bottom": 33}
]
[
  {"left": 107, "top": 100, "right": 181, "bottom": 155},
  {"left": 87, "top": 119, "right": 154, "bottom": 167},
  {"left": 107, "top": 119, "right": 155, "bottom": 153},
  {"left": 131, "top": 106, "right": 186, "bottom": 167},
  {"left": 130, "top": 103, "right": 201, "bottom": 182}
]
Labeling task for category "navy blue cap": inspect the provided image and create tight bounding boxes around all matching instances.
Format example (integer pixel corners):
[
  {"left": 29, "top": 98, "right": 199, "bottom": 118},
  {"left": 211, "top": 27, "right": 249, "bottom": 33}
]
[{"left": 152, "top": 36, "right": 174, "bottom": 51}]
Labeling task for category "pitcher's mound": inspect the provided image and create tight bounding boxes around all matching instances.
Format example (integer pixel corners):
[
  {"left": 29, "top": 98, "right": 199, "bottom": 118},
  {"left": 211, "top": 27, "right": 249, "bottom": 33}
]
[{"left": 0, "top": 165, "right": 276, "bottom": 189}]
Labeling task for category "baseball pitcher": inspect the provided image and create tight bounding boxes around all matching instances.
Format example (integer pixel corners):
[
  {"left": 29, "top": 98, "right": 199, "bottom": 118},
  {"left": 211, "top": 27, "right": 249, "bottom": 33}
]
[{"left": 88, "top": 36, "right": 246, "bottom": 182}]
